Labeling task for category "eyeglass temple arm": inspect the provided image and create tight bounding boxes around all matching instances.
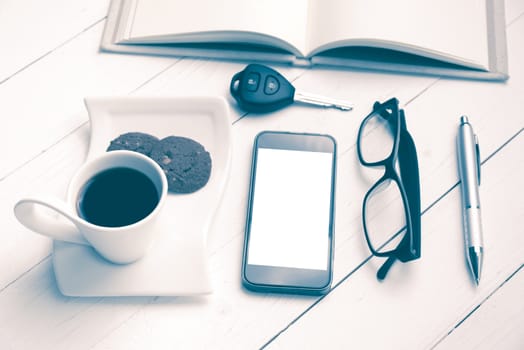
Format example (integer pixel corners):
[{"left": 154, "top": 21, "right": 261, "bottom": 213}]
[
  {"left": 376, "top": 110, "right": 422, "bottom": 280},
  {"left": 377, "top": 256, "right": 396, "bottom": 280},
  {"left": 398, "top": 110, "right": 422, "bottom": 259}
]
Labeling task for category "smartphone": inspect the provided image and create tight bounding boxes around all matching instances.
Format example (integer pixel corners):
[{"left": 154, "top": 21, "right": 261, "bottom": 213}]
[{"left": 242, "top": 131, "right": 336, "bottom": 294}]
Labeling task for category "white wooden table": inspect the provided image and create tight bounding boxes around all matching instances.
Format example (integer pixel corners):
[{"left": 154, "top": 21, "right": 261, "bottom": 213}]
[{"left": 1, "top": 1, "right": 523, "bottom": 349}]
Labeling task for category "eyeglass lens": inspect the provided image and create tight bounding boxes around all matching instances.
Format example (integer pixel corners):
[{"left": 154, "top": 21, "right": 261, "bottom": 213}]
[
  {"left": 358, "top": 108, "right": 396, "bottom": 164},
  {"left": 363, "top": 177, "right": 409, "bottom": 255}
]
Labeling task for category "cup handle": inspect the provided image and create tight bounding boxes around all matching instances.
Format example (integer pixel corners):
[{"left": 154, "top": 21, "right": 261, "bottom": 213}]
[{"left": 14, "top": 197, "right": 90, "bottom": 245}]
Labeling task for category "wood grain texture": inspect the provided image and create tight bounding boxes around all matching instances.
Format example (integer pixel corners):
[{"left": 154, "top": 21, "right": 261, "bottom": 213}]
[
  {"left": 0, "top": 16, "right": 174, "bottom": 179},
  {"left": 0, "top": 0, "right": 108, "bottom": 83},
  {"left": 0, "top": 1, "right": 523, "bottom": 349},
  {"left": 434, "top": 266, "right": 524, "bottom": 350},
  {"left": 264, "top": 132, "right": 524, "bottom": 350}
]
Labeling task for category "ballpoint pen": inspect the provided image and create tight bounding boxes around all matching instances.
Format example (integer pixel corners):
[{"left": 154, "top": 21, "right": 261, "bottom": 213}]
[{"left": 457, "top": 116, "right": 484, "bottom": 285}]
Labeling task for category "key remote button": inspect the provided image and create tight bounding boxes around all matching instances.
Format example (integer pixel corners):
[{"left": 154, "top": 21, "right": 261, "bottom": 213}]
[
  {"left": 246, "top": 72, "right": 260, "bottom": 92},
  {"left": 264, "top": 76, "right": 280, "bottom": 95}
]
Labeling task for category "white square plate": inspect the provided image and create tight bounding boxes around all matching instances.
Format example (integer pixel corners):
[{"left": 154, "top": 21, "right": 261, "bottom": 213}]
[{"left": 53, "top": 96, "right": 232, "bottom": 296}]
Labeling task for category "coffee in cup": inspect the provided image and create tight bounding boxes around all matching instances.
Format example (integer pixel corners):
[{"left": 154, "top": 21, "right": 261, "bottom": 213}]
[
  {"left": 76, "top": 166, "right": 160, "bottom": 227},
  {"left": 14, "top": 150, "right": 168, "bottom": 264}
]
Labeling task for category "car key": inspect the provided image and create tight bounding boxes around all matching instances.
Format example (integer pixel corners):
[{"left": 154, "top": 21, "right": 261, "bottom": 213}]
[{"left": 230, "top": 64, "right": 353, "bottom": 113}]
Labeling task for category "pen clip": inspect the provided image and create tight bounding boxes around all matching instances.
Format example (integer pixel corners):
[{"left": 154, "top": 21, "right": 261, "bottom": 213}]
[{"left": 475, "top": 134, "right": 481, "bottom": 185}]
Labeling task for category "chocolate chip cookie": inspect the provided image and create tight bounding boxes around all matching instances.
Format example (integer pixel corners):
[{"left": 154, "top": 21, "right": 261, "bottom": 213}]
[
  {"left": 106, "top": 132, "right": 159, "bottom": 156},
  {"left": 150, "top": 136, "right": 212, "bottom": 193}
]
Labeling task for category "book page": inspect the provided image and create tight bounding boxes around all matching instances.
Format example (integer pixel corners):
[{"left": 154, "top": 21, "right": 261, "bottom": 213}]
[
  {"left": 125, "top": 0, "right": 310, "bottom": 55},
  {"left": 306, "top": 0, "right": 489, "bottom": 68}
]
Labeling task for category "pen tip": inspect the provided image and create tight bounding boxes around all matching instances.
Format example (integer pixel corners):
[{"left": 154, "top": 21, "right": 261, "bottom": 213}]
[
  {"left": 468, "top": 247, "right": 483, "bottom": 287},
  {"left": 460, "top": 115, "right": 469, "bottom": 124}
]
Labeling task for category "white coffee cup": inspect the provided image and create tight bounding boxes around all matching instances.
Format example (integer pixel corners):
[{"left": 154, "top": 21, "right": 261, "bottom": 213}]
[{"left": 14, "top": 150, "right": 168, "bottom": 264}]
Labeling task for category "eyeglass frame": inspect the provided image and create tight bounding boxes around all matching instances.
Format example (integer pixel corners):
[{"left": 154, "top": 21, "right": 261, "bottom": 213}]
[{"left": 357, "top": 98, "right": 421, "bottom": 280}]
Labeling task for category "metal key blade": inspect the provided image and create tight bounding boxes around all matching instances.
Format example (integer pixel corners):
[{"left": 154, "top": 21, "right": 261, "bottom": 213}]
[{"left": 294, "top": 91, "right": 353, "bottom": 111}]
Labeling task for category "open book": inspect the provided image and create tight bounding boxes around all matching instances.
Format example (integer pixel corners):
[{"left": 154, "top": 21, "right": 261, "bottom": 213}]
[{"left": 101, "top": 0, "right": 508, "bottom": 81}]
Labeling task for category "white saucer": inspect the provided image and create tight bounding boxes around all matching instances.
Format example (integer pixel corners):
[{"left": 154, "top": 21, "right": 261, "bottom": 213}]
[{"left": 53, "top": 96, "right": 232, "bottom": 296}]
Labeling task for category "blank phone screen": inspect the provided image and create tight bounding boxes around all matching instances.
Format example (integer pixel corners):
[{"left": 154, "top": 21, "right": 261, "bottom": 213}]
[{"left": 247, "top": 147, "right": 333, "bottom": 271}]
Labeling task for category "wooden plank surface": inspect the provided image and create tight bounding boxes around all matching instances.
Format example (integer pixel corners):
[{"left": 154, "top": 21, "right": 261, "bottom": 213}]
[
  {"left": 0, "top": 1, "right": 523, "bottom": 349},
  {"left": 264, "top": 131, "right": 524, "bottom": 350},
  {"left": 0, "top": 8, "right": 174, "bottom": 179},
  {"left": 0, "top": 0, "right": 108, "bottom": 83},
  {"left": 434, "top": 266, "right": 524, "bottom": 350}
]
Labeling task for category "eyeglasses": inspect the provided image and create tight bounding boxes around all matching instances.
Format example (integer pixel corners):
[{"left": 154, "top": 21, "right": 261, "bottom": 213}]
[{"left": 357, "top": 98, "right": 421, "bottom": 280}]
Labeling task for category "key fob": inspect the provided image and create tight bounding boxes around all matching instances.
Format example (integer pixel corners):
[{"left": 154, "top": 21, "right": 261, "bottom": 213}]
[{"left": 230, "top": 64, "right": 295, "bottom": 113}]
